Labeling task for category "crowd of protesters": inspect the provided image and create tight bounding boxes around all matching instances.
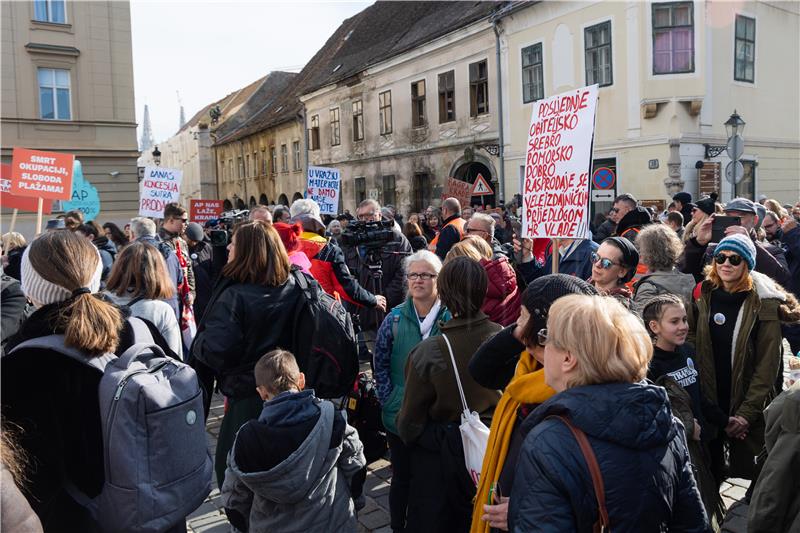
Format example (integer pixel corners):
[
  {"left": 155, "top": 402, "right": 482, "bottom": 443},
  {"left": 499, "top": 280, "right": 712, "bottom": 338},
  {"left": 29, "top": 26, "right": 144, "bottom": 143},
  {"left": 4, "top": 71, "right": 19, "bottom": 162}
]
[{"left": 0, "top": 190, "right": 799, "bottom": 533}]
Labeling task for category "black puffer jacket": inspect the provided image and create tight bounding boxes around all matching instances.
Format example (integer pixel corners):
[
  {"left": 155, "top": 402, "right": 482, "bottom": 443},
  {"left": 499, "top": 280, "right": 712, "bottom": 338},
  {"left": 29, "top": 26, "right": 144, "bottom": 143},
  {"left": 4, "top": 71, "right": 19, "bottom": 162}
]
[
  {"left": 190, "top": 274, "right": 307, "bottom": 399},
  {"left": 614, "top": 207, "right": 653, "bottom": 242},
  {"left": 508, "top": 382, "right": 708, "bottom": 533}
]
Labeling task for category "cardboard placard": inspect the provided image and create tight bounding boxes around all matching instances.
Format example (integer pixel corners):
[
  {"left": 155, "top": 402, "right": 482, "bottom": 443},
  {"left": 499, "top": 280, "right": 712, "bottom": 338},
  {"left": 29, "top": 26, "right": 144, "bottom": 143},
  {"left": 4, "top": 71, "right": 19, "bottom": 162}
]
[
  {"left": 441, "top": 177, "right": 472, "bottom": 209},
  {"left": 522, "top": 85, "right": 599, "bottom": 239},
  {"left": 1, "top": 163, "right": 52, "bottom": 213},
  {"left": 190, "top": 199, "right": 224, "bottom": 223},
  {"left": 306, "top": 166, "right": 340, "bottom": 215},
  {"left": 9, "top": 147, "right": 74, "bottom": 200},
  {"left": 139, "top": 166, "right": 183, "bottom": 218}
]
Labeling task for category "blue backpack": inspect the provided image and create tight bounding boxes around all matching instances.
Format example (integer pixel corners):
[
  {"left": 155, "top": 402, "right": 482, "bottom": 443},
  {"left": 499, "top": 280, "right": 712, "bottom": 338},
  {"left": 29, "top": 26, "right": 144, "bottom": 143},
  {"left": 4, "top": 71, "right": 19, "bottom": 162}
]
[{"left": 11, "top": 318, "right": 212, "bottom": 532}]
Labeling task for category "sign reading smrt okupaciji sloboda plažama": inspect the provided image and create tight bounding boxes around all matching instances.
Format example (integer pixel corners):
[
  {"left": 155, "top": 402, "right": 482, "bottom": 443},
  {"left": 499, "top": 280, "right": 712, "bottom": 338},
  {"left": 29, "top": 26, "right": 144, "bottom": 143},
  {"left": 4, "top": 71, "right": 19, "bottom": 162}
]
[
  {"left": 522, "top": 85, "right": 598, "bottom": 240},
  {"left": 140, "top": 166, "right": 183, "bottom": 218}
]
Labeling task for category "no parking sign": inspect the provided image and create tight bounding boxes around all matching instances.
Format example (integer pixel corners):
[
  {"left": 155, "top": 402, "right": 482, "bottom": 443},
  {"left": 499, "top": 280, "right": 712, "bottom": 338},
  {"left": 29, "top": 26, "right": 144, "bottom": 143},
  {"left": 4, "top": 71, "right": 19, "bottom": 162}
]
[{"left": 592, "top": 167, "right": 615, "bottom": 190}]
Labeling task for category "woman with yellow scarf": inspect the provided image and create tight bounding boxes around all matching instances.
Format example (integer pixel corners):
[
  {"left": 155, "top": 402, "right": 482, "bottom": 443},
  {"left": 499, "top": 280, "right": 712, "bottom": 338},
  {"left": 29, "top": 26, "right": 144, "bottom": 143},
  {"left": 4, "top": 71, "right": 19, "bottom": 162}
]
[{"left": 467, "top": 274, "right": 598, "bottom": 532}]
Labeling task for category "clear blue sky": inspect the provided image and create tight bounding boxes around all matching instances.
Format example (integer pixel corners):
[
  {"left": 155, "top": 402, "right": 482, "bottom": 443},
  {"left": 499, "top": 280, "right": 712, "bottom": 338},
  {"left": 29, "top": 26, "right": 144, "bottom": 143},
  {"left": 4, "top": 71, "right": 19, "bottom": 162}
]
[{"left": 131, "top": 0, "right": 372, "bottom": 144}]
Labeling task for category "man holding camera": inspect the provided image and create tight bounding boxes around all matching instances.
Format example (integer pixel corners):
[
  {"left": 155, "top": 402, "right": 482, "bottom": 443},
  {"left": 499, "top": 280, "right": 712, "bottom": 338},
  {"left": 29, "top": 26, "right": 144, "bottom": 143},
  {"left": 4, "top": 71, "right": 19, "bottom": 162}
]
[
  {"left": 342, "top": 199, "right": 412, "bottom": 350},
  {"left": 681, "top": 197, "right": 790, "bottom": 287}
]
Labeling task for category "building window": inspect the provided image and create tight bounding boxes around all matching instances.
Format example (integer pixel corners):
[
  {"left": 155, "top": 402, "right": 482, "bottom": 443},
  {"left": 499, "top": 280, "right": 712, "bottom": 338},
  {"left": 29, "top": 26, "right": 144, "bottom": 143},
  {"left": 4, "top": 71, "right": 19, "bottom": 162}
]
[
  {"left": 37, "top": 68, "right": 71, "bottom": 120},
  {"left": 253, "top": 152, "right": 258, "bottom": 176},
  {"left": 585, "top": 22, "right": 613, "bottom": 86},
  {"left": 281, "top": 144, "right": 288, "bottom": 172},
  {"left": 330, "top": 107, "right": 340, "bottom": 146},
  {"left": 261, "top": 148, "right": 267, "bottom": 175},
  {"left": 293, "top": 141, "right": 301, "bottom": 170},
  {"left": 412, "top": 173, "right": 432, "bottom": 213},
  {"left": 469, "top": 60, "right": 489, "bottom": 117},
  {"left": 270, "top": 146, "right": 276, "bottom": 175},
  {"left": 652, "top": 2, "right": 694, "bottom": 74},
  {"left": 352, "top": 100, "right": 364, "bottom": 141},
  {"left": 411, "top": 80, "right": 426, "bottom": 127},
  {"left": 33, "top": 0, "right": 66, "bottom": 24},
  {"left": 229, "top": 159, "right": 233, "bottom": 181},
  {"left": 438, "top": 70, "right": 455, "bottom": 123},
  {"left": 378, "top": 91, "right": 392, "bottom": 135},
  {"left": 309, "top": 115, "right": 320, "bottom": 150},
  {"left": 354, "top": 177, "right": 366, "bottom": 204},
  {"left": 734, "top": 15, "right": 755, "bottom": 83},
  {"left": 382, "top": 175, "right": 396, "bottom": 206},
  {"left": 521, "top": 44, "right": 544, "bottom": 103},
  {"left": 245, "top": 154, "right": 250, "bottom": 177},
  {"left": 735, "top": 160, "right": 756, "bottom": 199},
  {"left": 237, "top": 157, "right": 243, "bottom": 179}
]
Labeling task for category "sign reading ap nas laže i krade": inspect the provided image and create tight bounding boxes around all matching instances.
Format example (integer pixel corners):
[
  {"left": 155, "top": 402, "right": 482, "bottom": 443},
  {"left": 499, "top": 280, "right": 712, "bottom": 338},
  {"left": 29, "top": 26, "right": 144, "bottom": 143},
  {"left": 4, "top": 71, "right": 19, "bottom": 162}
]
[{"left": 139, "top": 166, "right": 183, "bottom": 218}]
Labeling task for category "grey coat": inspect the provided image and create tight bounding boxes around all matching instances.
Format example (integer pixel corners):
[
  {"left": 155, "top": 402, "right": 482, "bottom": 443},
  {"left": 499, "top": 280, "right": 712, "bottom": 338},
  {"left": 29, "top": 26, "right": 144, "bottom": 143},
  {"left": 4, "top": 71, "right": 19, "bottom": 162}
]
[
  {"left": 632, "top": 268, "right": 697, "bottom": 314},
  {"left": 221, "top": 401, "right": 365, "bottom": 533}
]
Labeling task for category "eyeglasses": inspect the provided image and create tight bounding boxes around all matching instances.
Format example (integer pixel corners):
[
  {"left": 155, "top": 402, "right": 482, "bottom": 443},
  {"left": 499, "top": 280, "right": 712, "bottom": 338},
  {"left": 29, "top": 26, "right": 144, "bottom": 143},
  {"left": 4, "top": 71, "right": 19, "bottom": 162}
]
[
  {"left": 591, "top": 252, "right": 621, "bottom": 269},
  {"left": 465, "top": 227, "right": 488, "bottom": 235},
  {"left": 714, "top": 253, "right": 743, "bottom": 266},
  {"left": 610, "top": 207, "right": 620, "bottom": 213},
  {"left": 406, "top": 272, "right": 437, "bottom": 281},
  {"left": 537, "top": 328, "right": 548, "bottom": 346},
  {"left": 357, "top": 212, "right": 378, "bottom": 221}
]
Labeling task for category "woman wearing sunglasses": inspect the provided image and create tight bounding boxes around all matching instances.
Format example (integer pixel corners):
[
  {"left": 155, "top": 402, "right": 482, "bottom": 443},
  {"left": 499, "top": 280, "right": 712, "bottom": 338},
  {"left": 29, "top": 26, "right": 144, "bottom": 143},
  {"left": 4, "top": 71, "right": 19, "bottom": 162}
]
[
  {"left": 689, "top": 234, "right": 800, "bottom": 487},
  {"left": 588, "top": 237, "right": 639, "bottom": 308}
]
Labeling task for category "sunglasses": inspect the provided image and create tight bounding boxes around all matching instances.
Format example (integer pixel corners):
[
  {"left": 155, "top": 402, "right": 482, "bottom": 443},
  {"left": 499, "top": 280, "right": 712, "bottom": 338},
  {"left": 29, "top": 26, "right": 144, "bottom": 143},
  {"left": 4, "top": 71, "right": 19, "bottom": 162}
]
[
  {"left": 591, "top": 252, "right": 620, "bottom": 269},
  {"left": 714, "top": 253, "right": 743, "bottom": 266},
  {"left": 537, "top": 328, "right": 548, "bottom": 346}
]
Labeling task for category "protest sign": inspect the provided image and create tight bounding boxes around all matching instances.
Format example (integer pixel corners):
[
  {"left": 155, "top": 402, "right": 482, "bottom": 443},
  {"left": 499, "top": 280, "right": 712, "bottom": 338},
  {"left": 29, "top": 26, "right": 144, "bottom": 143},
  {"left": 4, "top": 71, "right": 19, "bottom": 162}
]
[
  {"left": 1, "top": 163, "right": 53, "bottom": 213},
  {"left": 521, "top": 85, "right": 598, "bottom": 240},
  {"left": 190, "top": 199, "right": 224, "bottom": 223},
  {"left": 62, "top": 160, "right": 101, "bottom": 221},
  {"left": 9, "top": 147, "right": 74, "bottom": 200},
  {"left": 441, "top": 177, "right": 472, "bottom": 209},
  {"left": 306, "top": 166, "right": 340, "bottom": 215},
  {"left": 139, "top": 166, "right": 183, "bottom": 218}
]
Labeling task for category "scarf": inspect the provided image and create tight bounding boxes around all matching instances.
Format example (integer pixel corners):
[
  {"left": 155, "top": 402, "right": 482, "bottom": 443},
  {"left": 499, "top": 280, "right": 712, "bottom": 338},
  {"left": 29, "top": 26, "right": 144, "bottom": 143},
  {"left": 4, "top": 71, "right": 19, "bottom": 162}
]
[
  {"left": 470, "top": 350, "right": 555, "bottom": 533},
  {"left": 415, "top": 299, "right": 441, "bottom": 340}
]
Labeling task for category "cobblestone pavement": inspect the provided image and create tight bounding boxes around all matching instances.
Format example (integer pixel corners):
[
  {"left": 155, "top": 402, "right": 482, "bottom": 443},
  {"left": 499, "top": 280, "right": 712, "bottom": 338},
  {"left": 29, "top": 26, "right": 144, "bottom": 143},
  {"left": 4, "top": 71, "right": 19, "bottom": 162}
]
[{"left": 187, "top": 342, "right": 794, "bottom": 532}]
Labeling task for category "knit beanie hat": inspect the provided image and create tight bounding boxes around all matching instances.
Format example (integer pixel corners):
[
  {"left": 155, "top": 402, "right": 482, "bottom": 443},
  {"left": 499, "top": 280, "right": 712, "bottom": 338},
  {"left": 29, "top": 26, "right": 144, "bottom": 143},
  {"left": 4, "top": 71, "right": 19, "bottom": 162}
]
[
  {"left": 694, "top": 193, "right": 718, "bottom": 216},
  {"left": 273, "top": 222, "right": 303, "bottom": 253},
  {"left": 716, "top": 234, "right": 756, "bottom": 271},
  {"left": 21, "top": 245, "right": 102, "bottom": 306},
  {"left": 522, "top": 274, "right": 598, "bottom": 336},
  {"left": 605, "top": 237, "right": 640, "bottom": 283}
]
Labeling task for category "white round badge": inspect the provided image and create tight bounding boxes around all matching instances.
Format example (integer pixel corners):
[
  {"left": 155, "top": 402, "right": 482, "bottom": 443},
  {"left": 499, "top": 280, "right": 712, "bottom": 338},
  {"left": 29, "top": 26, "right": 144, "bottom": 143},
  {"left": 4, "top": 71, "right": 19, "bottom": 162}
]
[
  {"left": 713, "top": 313, "right": 726, "bottom": 325},
  {"left": 186, "top": 409, "right": 197, "bottom": 425}
]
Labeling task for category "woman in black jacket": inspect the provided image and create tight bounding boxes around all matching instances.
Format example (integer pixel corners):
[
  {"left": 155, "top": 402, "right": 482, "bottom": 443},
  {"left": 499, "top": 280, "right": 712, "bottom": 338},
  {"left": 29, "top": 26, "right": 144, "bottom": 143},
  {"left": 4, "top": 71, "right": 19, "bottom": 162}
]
[{"left": 190, "top": 220, "right": 309, "bottom": 487}]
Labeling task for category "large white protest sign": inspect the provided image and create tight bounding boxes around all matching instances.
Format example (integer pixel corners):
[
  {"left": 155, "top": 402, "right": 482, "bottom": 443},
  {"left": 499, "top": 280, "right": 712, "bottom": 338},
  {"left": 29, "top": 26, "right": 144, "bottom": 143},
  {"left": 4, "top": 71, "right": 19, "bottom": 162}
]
[
  {"left": 139, "top": 166, "right": 183, "bottom": 218},
  {"left": 306, "top": 166, "right": 340, "bottom": 215},
  {"left": 522, "top": 85, "right": 598, "bottom": 239}
]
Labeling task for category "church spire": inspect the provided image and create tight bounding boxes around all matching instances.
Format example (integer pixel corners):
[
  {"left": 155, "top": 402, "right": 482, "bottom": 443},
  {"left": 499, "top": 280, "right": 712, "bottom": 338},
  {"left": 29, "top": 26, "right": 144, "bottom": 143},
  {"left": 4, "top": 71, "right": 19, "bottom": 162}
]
[{"left": 140, "top": 104, "right": 154, "bottom": 152}]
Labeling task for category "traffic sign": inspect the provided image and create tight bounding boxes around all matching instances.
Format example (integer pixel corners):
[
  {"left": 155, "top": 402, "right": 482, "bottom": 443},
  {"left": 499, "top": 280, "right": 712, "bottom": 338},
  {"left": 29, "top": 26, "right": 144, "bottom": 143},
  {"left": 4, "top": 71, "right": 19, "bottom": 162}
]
[
  {"left": 471, "top": 173, "right": 493, "bottom": 196},
  {"left": 726, "top": 134, "right": 744, "bottom": 160},
  {"left": 592, "top": 167, "right": 615, "bottom": 190},
  {"left": 725, "top": 160, "right": 745, "bottom": 185},
  {"left": 591, "top": 190, "right": 615, "bottom": 202}
]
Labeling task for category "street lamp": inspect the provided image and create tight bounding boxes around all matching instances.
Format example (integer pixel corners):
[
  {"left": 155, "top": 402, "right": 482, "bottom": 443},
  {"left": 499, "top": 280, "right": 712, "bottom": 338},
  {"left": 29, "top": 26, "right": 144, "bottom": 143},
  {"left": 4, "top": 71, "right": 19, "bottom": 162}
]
[
  {"left": 152, "top": 146, "right": 161, "bottom": 166},
  {"left": 724, "top": 110, "right": 745, "bottom": 139}
]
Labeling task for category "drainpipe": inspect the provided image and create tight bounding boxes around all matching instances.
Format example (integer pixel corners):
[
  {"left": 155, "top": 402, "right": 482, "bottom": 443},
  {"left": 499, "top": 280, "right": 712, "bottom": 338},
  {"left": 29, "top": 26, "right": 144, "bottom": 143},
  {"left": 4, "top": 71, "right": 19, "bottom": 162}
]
[
  {"left": 493, "top": 20, "right": 506, "bottom": 203},
  {"left": 302, "top": 105, "right": 309, "bottom": 191}
]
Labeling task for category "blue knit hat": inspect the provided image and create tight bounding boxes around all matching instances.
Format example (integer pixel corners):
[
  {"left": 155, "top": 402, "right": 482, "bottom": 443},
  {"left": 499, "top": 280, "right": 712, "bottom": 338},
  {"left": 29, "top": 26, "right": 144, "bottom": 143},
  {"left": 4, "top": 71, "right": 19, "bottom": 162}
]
[{"left": 716, "top": 234, "right": 756, "bottom": 270}]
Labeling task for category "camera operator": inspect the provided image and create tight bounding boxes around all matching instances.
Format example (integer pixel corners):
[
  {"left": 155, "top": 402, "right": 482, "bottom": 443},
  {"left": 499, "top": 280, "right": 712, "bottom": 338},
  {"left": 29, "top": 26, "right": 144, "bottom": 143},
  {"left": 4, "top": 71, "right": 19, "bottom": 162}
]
[
  {"left": 290, "top": 199, "right": 386, "bottom": 313},
  {"left": 342, "top": 199, "right": 412, "bottom": 350}
]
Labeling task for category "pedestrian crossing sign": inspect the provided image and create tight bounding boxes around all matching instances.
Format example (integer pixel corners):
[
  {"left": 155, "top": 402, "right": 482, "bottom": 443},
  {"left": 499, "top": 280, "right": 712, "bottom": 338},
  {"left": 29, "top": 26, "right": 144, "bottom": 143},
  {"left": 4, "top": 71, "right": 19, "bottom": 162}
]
[{"left": 471, "top": 173, "right": 493, "bottom": 196}]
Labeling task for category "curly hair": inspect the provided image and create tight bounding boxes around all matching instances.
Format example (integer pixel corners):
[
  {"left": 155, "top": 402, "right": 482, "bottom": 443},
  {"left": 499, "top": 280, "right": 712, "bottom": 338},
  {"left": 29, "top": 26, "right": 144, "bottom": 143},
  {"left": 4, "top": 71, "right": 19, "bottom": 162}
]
[{"left": 636, "top": 224, "right": 684, "bottom": 271}]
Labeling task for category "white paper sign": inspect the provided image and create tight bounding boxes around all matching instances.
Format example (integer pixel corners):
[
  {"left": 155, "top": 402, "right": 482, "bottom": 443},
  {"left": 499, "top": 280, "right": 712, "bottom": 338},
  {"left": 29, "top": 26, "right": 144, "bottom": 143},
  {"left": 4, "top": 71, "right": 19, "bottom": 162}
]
[
  {"left": 139, "top": 166, "right": 183, "bottom": 218},
  {"left": 306, "top": 165, "right": 340, "bottom": 215},
  {"left": 522, "top": 85, "right": 598, "bottom": 239}
]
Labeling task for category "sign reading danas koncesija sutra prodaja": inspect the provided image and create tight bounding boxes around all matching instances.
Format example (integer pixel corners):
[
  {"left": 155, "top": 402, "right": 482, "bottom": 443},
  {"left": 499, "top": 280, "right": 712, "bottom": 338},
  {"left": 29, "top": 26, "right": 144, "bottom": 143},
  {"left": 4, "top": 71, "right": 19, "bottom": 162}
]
[{"left": 140, "top": 166, "right": 183, "bottom": 218}]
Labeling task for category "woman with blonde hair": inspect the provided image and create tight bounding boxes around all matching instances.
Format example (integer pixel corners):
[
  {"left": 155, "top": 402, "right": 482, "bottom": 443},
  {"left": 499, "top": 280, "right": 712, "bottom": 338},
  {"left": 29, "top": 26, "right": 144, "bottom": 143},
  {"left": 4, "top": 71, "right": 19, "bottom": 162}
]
[
  {"left": 1, "top": 231, "right": 27, "bottom": 281},
  {"left": 684, "top": 194, "right": 717, "bottom": 244},
  {"left": 190, "top": 220, "right": 313, "bottom": 487},
  {"left": 689, "top": 234, "right": 800, "bottom": 486},
  {"left": 508, "top": 294, "right": 708, "bottom": 532},
  {"left": 104, "top": 241, "right": 181, "bottom": 357}
]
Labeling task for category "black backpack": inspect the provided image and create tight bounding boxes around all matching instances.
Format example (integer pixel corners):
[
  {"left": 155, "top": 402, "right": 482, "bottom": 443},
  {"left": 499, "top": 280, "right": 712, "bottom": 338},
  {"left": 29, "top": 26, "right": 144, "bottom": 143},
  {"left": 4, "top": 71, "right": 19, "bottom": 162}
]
[{"left": 291, "top": 269, "right": 359, "bottom": 399}]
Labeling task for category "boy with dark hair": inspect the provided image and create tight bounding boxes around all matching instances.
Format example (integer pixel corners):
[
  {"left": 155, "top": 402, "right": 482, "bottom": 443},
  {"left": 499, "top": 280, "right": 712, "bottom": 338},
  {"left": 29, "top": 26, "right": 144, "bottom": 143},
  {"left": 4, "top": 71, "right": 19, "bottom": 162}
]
[
  {"left": 221, "top": 349, "right": 365, "bottom": 533},
  {"left": 159, "top": 202, "right": 195, "bottom": 301}
]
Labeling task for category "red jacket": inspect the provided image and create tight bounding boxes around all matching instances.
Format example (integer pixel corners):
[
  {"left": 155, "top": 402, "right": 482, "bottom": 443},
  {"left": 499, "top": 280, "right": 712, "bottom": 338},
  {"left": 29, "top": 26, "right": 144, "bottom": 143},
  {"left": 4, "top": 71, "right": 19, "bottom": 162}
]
[{"left": 480, "top": 256, "right": 521, "bottom": 327}]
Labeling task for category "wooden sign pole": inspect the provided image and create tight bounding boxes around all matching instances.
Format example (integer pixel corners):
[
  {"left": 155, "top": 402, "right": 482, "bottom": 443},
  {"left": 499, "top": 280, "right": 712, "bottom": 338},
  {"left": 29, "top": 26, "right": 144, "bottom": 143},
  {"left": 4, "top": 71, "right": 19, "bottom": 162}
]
[
  {"left": 8, "top": 208, "right": 18, "bottom": 234},
  {"left": 35, "top": 198, "right": 43, "bottom": 235},
  {"left": 551, "top": 238, "right": 560, "bottom": 274}
]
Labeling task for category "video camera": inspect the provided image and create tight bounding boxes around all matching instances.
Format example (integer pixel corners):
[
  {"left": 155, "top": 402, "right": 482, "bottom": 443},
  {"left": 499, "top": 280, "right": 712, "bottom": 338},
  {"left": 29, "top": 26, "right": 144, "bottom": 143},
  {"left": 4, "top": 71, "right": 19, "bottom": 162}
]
[{"left": 341, "top": 219, "right": 395, "bottom": 249}]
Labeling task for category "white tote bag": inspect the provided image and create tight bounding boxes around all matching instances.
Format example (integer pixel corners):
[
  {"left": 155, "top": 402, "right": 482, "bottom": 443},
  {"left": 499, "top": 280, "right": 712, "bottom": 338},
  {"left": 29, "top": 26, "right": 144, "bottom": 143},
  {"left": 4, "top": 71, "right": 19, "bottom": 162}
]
[{"left": 441, "top": 333, "right": 490, "bottom": 486}]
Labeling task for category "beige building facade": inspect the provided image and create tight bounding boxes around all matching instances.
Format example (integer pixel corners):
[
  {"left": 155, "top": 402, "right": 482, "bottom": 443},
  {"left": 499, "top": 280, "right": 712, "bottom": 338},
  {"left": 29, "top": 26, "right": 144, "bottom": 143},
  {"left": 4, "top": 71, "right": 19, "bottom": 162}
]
[
  {"left": 497, "top": 0, "right": 800, "bottom": 219},
  {"left": 1, "top": 0, "right": 139, "bottom": 216}
]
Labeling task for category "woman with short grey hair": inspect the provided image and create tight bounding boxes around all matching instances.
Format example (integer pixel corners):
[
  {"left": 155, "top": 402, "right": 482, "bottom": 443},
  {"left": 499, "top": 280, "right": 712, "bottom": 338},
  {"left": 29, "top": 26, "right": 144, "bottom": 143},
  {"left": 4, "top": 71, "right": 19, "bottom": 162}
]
[
  {"left": 372, "top": 249, "right": 451, "bottom": 532},
  {"left": 632, "top": 224, "right": 697, "bottom": 313}
]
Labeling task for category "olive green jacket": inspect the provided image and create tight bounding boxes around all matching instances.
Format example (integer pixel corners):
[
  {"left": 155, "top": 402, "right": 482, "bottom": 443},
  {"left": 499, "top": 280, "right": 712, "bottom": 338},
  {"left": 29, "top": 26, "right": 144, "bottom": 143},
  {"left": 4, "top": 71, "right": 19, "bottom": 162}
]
[{"left": 688, "top": 271, "right": 786, "bottom": 476}]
